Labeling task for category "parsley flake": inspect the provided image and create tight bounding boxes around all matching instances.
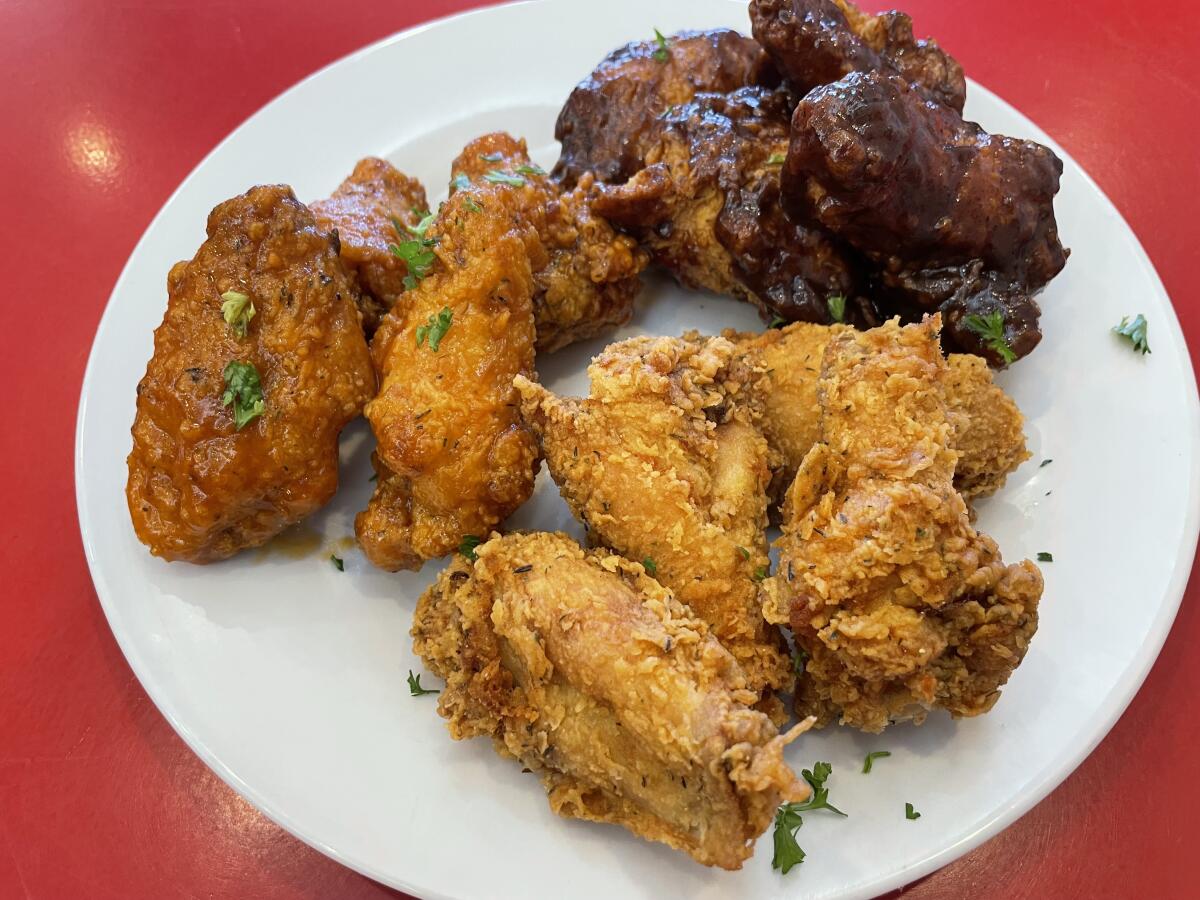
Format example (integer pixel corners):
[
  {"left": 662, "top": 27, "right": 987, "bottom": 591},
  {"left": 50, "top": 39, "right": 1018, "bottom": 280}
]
[
  {"left": 800, "top": 761, "right": 847, "bottom": 816},
  {"left": 862, "top": 750, "right": 891, "bottom": 774},
  {"left": 483, "top": 170, "right": 526, "bottom": 187},
  {"left": 221, "top": 360, "right": 265, "bottom": 430},
  {"left": 963, "top": 310, "right": 1017, "bottom": 364},
  {"left": 450, "top": 173, "right": 471, "bottom": 192},
  {"left": 516, "top": 163, "right": 546, "bottom": 177},
  {"left": 416, "top": 307, "right": 453, "bottom": 352},
  {"left": 753, "top": 565, "right": 769, "bottom": 582},
  {"left": 1040, "top": 458, "right": 1053, "bottom": 467},
  {"left": 642, "top": 557, "right": 658, "bottom": 576},
  {"left": 407, "top": 210, "right": 437, "bottom": 239},
  {"left": 330, "top": 554, "right": 344, "bottom": 572},
  {"left": 220, "top": 290, "right": 256, "bottom": 337},
  {"left": 391, "top": 238, "right": 437, "bottom": 290},
  {"left": 792, "top": 648, "right": 807, "bottom": 678},
  {"left": 459, "top": 534, "right": 482, "bottom": 561},
  {"left": 827, "top": 294, "right": 846, "bottom": 323},
  {"left": 905, "top": 802, "right": 921, "bottom": 820},
  {"left": 479, "top": 152, "right": 503, "bottom": 162},
  {"left": 771, "top": 760, "right": 847, "bottom": 875},
  {"left": 1037, "top": 551, "right": 1054, "bottom": 562},
  {"left": 736, "top": 546, "right": 751, "bottom": 561},
  {"left": 769, "top": 316, "right": 788, "bottom": 329},
  {"left": 652, "top": 28, "right": 671, "bottom": 62},
  {"left": 1112, "top": 314, "right": 1150, "bottom": 354},
  {"left": 407, "top": 670, "right": 440, "bottom": 697},
  {"left": 767, "top": 152, "right": 787, "bottom": 165},
  {"left": 463, "top": 196, "right": 483, "bottom": 213}
]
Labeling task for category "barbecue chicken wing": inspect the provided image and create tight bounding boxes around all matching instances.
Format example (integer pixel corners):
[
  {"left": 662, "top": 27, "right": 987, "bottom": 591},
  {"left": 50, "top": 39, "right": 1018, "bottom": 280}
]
[
  {"left": 310, "top": 157, "right": 430, "bottom": 335},
  {"left": 760, "top": 317, "right": 1041, "bottom": 732},
  {"left": 412, "top": 531, "right": 811, "bottom": 869},
  {"left": 127, "top": 185, "right": 374, "bottom": 562},
  {"left": 516, "top": 335, "right": 792, "bottom": 711}
]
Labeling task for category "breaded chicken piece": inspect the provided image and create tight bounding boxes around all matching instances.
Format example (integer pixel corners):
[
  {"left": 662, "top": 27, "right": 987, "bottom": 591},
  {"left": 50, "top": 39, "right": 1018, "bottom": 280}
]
[
  {"left": 412, "top": 531, "right": 811, "bottom": 870},
  {"left": 516, "top": 336, "right": 792, "bottom": 710},
  {"left": 760, "top": 317, "right": 1041, "bottom": 732},
  {"left": 728, "top": 322, "right": 1029, "bottom": 501},
  {"left": 451, "top": 133, "right": 647, "bottom": 351},
  {"left": 127, "top": 185, "right": 374, "bottom": 562},
  {"left": 357, "top": 176, "right": 542, "bottom": 571},
  {"left": 310, "top": 157, "right": 430, "bottom": 335}
]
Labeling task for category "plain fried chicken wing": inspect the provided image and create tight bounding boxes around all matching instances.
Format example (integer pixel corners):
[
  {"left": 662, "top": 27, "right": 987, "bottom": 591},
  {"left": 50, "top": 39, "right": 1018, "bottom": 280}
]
[
  {"left": 310, "top": 157, "right": 430, "bottom": 335},
  {"left": 412, "top": 531, "right": 811, "bottom": 870},
  {"left": 357, "top": 175, "right": 542, "bottom": 571},
  {"left": 759, "top": 317, "right": 1041, "bottom": 732},
  {"left": 126, "top": 185, "right": 375, "bottom": 562},
  {"left": 515, "top": 336, "right": 793, "bottom": 709},
  {"left": 728, "top": 321, "right": 1029, "bottom": 502}
]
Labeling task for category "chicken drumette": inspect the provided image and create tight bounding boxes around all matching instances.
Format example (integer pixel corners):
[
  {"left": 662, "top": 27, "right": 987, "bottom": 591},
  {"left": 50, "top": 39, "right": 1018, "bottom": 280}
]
[{"left": 413, "top": 531, "right": 811, "bottom": 870}]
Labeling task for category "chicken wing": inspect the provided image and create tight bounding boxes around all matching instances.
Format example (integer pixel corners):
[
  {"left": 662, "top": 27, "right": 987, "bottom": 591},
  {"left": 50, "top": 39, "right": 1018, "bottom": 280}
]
[
  {"left": 412, "top": 531, "right": 810, "bottom": 870},
  {"left": 310, "top": 157, "right": 430, "bottom": 335},
  {"left": 357, "top": 172, "right": 542, "bottom": 571},
  {"left": 516, "top": 336, "right": 793, "bottom": 710},
  {"left": 728, "top": 321, "right": 1029, "bottom": 502},
  {"left": 760, "top": 317, "right": 1041, "bottom": 732},
  {"left": 127, "top": 185, "right": 374, "bottom": 562}
]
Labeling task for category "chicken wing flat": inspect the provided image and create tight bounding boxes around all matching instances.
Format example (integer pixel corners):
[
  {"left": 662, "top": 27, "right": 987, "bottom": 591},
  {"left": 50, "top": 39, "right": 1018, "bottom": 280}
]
[
  {"left": 516, "top": 336, "right": 792, "bottom": 709},
  {"left": 728, "top": 321, "right": 1029, "bottom": 502},
  {"left": 412, "top": 531, "right": 810, "bottom": 870},
  {"left": 127, "top": 185, "right": 374, "bottom": 562},
  {"left": 357, "top": 173, "right": 541, "bottom": 571},
  {"left": 760, "top": 317, "right": 1041, "bottom": 732},
  {"left": 450, "top": 133, "right": 647, "bottom": 352},
  {"left": 554, "top": 29, "right": 776, "bottom": 188},
  {"left": 783, "top": 70, "right": 1067, "bottom": 365},
  {"left": 310, "top": 157, "right": 430, "bottom": 335},
  {"left": 750, "top": 0, "right": 965, "bottom": 111}
]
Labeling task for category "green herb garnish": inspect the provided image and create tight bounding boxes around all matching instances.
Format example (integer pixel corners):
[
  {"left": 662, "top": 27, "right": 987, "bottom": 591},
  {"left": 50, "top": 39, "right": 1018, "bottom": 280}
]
[
  {"left": 963, "top": 310, "right": 1017, "bottom": 364},
  {"left": 1112, "top": 314, "right": 1150, "bottom": 354},
  {"left": 391, "top": 238, "right": 437, "bottom": 290},
  {"left": 220, "top": 360, "right": 265, "bottom": 430},
  {"left": 479, "top": 152, "right": 503, "bottom": 162},
  {"left": 483, "top": 170, "right": 526, "bottom": 187},
  {"left": 862, "top": 750, "right": 891, "bottom": 774},
  {"left": 220, "top": 290, "right": 256, "bottom": 337},
  {"left": 1040, "top": 458, "right": 1053, "bottom": 467},
  {"left": 459, "top": 534, "right": 482, "bottom": 561},
  {"left": 516, "top": 163, "right": 546, "bottom": 177},
  {"left": 753, "top": 565, "right": 769, "bottom": 582},
  {"left": 767, "top": 152, "right": 787, "bottom": 165},
  {"left": 792, "top": 648, "right": 807, "bottom": 678},
  {"left": 736, "top": 546, "right": 751, "bottom": 561},
  {"left": 642, "top": 557, "right": 658, "bottom": 576},
  {"left": 652, "top": 28, "right": 671, "bottom": 62},
  {"left": 1037, "top": 551, "right": 1053, "bottom": 562},
  {"left": 416, "top": 307, "right": 453, "bottom": 352},
  {"left": 463, "top": 196, "right": 483, "bottom": 213},
  {"left": 827, "top": 294, "right": 846, "bottom": 323},
  {"left": 407, "top": 670, "right": 439, "bottom": 697},
  {"left": 799, "top": 762, "right": 847, "bottom": 816},
  {"left": 407, "top": 210, "right": 437, "bottom": 239},
  {"left": 771, "top": 761, "right": 847, "bottom": 875},
  {"left": 450, "top": 173, "right": 471, "bottom": 192},
  {"left": 769, "top": 316, "right": 788, "bottom": 329},
  {"left": 905, "top": 803, "right": 921, "bottom": 820},
  {"left": 330, "top": 554, "right": 344, "bottom": 571}
]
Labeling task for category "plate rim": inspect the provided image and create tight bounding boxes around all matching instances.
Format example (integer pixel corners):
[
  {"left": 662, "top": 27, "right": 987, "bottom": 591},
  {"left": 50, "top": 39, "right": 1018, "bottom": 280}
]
[{"left": 74, "top": 2, "right": 1200, "bottom": 897}]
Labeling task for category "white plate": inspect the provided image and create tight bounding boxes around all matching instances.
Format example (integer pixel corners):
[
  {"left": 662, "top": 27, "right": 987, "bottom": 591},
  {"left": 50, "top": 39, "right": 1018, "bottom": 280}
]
[{"left": 75, "top": 1, "right": 1200, "bottom": 898}]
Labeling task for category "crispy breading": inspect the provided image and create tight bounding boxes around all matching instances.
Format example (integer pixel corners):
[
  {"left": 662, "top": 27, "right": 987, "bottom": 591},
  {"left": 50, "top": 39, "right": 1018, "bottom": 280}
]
[
  {"left": 412, "top": 531, "right": 811, "bottom": 870},
  {"left": 728, "top": 321, "right": 1030, "bottom": 502},
  {"left": 760, "top": 317, "right": 1041, "bottom": 732},
  {"left": 310, "top": 157, "right": 430, "bottom": 335},
  {"left": 516, "top": 336, "right": 792, "bottom": 709},
  {"left": 127, "top": 185, "right": 374, "bottom": 562}
]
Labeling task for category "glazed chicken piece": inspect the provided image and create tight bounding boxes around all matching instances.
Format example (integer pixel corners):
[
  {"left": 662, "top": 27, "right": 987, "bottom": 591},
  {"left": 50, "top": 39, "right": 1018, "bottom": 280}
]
[
  {"left": 516, "top": 336, "right": 793, "bottom": 712},
  {"left": 728, "top": 321, "right": 1029, "bottom": 502},
  {"left": 357, "top": 172, "right": 541, "bottom": 571},
  {"left": 413, "top": 531, "right": 811, "bottom": 869},
  {"left": 750, "top": 0, "right": 965, "bottom": 111},
  {"left": 450, "top": 133, "right": 647, "bottom": 352},
  {"left": 760, "top": 317, "right": 1042, "bottom": 732},
  {"left": 783, "top": 70, "right": 1068, "bottom": 365},
  {"left": 310, "top": 157, "right": 430, "bottom": 335},
  {"left": 127, "top": 185, "right": 374, "bottom": 562}
]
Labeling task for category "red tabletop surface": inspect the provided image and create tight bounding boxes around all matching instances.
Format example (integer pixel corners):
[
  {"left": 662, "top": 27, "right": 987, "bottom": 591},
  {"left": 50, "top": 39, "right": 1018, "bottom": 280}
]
[{"left": 1, "top": 1, "right": 1196, "bottom": 897}]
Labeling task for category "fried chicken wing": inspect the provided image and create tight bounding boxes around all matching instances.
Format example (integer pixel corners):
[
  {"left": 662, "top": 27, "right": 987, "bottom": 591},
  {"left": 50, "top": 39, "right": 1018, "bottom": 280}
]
[
  {"left": 760, "top": 317, "right": 1041, "bottom": 732},
  {"left": 412, "top": 531, "right": 810, "bottom": 869},
  {"left": 750, "top": 0, "right": 965, "bottom": 111},
  {"left": 783, "top": 70, "right": 1067, "bottom": 365},
  {"left": 357, "top": 175, "right": 541, "bottom": 571},
  {"left": 516, "top": 336, "right": 792, "bottom": 709},
  {"left": 310, "top": 157, "right": 430, "bottom": 335},
  {"left": 127, "top": 185, "right": 374, "bottom": 562},
  {"left": 728, "top": 321, "right": 1029, "bottom": 502},
  {"left": 452, "top": 133, "right": 647, "bottom": 351}
]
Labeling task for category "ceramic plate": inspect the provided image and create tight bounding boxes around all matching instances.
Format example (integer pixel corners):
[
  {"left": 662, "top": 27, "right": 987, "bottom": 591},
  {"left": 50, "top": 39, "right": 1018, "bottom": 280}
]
[{"left": 75, "top": 1, "right": 1200, "bottom": 897}]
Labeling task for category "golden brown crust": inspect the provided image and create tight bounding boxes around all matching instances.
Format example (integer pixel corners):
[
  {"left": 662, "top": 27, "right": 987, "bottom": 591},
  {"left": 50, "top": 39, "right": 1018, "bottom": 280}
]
[
  {"left": 126, "top": 185, "right": 374, "bottom": 562},
  {"left": 412, "top": 531, "right": 810, "bottom": 870}
]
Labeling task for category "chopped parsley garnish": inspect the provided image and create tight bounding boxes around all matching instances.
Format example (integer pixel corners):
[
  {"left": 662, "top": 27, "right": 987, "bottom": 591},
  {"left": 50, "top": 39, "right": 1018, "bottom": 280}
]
[
  {"left": 771, "top": 761, "right": 847, "bottom": 875},
  {"left": 753, "top": 565, "right": 769, "bottom": 582},
  {"left": 368, "top": 472, "right": 378, "bottom": 482},
  {"left": 391, "top": 237, "right": 437, "bottom": 290},
  {"left": 862, "top": 750, "right": 891, "bottom": 773},
  {"left": 459, "top": 534, "right": 482, "bottom": 561},
  {"left": 463, "top": 196, "right": 483, "bottom": 213},
  {"left": 1112, "top": 313, "right": 1150, "bottom": 354},
  {"left": 827, "top": 294, "right": 846, "bottom": 323},
  {"left": 416, "top": 307, "right": 453, "bottom": 352},
  {"left": 406, "top": 210, "right": 437, "bottom": 239},
  {"left": 963, "top": 310, "right": 1017, "bottom": 364},
  {"left": 769, "top": 316, "right": 788, "bottom": 329},
  {"left": 330, "top": 554, "right": 344, "bottom": 571},
  {"left": 642, "top": 557, "right": 658, "bottom": 576},
  {"left": 1037, "top": 551, "right": 1054, "bottom": 562},
  {"left": 516, "top": 163, "right": 546, "bottom": 177},
  {"left": 479, "top": 152, "right": 503, "bottom": 162},
  {"left": 1040, "top": 458, "right": 1053, "bottom": 467},
  {"left": 792, "top": 648, "right": 807, "bottom": 677},
  {"left": 220, "top": 290, "right": 255, "bottom": 337},
  {"left": 450, "top": 173, "right": 471, "bottom": 192},
  {"left": 905, "top": 802, "right": 921, "bottom": 820},
  {"left": 736, "top": 546, "right": 751, "bottom": 561},
  {"left": 221, "top": 360, "right": 265, "bottom": 430},
  {"left": 652, "top": 28, "right": 671, "bottom": 62},
  {"left": 407, "top": 670, "right": 439, "bottom": 696},
  {"left": 483, "top": 170, "right": 526, "bottom": 187},
  {"left": 767, "top": 152, "right": 787, "bottom": 165}
]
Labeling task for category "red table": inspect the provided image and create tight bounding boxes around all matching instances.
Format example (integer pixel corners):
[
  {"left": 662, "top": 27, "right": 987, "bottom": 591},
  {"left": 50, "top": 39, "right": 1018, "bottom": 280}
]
[{"left": 1, "top": 1, "right": 1195, "bottom": 896}]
